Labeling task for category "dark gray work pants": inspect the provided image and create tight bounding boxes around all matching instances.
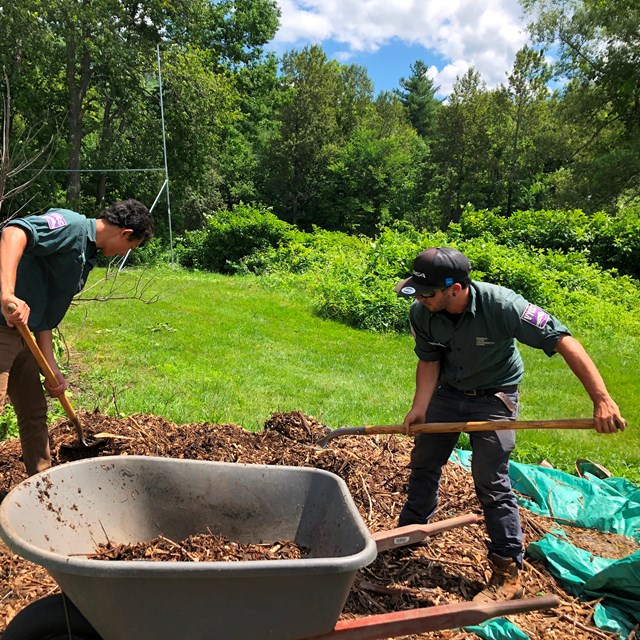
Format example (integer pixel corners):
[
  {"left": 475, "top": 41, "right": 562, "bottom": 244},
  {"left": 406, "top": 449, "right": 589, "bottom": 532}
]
[
  {"left": 398, "top": 385, "right": 523, "bottom": 566},
  {"left": 0, "top": 325, "right": 50, "bottom": 476}
]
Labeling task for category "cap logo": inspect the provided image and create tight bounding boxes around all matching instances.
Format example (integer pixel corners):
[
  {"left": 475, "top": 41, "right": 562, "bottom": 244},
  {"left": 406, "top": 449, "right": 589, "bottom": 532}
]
[
  {"left": 400, "top": 286, "right": 417, "bottom": 295},
  {"left": 444, "top": 277, "right": 453, "bottom": 286},
  {"left": 412, "top": 270, "right": 427, "bottom": 279}
]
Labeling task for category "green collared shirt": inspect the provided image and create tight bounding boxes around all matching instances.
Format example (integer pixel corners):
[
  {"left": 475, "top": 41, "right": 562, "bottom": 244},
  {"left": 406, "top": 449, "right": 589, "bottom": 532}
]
[
  {"left": 409, "top": 281, "right": 570, "bottom": 390},
  {"left": 1, "top": 209, "right": 98, "bottom": 332}
]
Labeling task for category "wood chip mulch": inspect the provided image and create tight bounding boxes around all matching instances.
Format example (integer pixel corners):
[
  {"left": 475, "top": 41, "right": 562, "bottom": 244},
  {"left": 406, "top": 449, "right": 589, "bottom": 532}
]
[
  {"left": 88, "top": 533, "right": 308, "bottom": 562},
  {"left": 1, "top": 410, "right": 638, "bottom": 639}
]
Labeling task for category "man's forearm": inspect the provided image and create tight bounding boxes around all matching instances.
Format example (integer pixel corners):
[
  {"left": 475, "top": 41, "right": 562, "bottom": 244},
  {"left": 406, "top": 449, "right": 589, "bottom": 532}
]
[
  {"left": 555, "top": 335, "right": 609, "bottom": 402},
  {"left": 412, "top": 359, "right": 440, "bottom": 411},
  {"left": 555, "top": 334, "right": 625, "bottom": 433},
  {"left": 35, "top": 330, "right": 58, "bottom": 371}
]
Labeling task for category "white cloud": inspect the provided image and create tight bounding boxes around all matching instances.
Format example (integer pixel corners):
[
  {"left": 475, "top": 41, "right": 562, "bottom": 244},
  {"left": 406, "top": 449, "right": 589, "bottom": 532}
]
[{"left": 273, "top": 0, "right": 529, "bottom": 91}]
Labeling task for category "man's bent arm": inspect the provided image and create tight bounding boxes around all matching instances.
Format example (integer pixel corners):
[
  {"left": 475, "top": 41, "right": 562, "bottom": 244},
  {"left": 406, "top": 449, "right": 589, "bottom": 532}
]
[
  {"left": 0, "top": 226, "right": 30, "bottom": 325},
  {"left": 555, "top": 334, "right": 625, "bottom": 434},
  {"left": 403, "top": 359, "right": 440, "bottom": 431}
]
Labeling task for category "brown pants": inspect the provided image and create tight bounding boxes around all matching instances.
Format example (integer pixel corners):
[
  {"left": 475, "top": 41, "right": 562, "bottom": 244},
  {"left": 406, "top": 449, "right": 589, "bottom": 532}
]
[{"left": 0, "top": 325, "right": 50, "bottom": 475}]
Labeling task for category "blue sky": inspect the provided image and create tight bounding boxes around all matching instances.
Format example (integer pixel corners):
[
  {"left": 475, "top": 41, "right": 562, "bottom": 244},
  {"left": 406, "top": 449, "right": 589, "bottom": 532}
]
[
  {"left": 269, "top": 0, "right": 531, "bottom": 98},
  {"left": 321, "top": 39, "right": 449, "bottom": 95}
]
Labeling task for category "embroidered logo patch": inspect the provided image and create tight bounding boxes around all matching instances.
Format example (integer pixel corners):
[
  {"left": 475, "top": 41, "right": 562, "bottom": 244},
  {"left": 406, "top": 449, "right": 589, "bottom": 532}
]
[
  {"left": 476, "top": 337, "right": 495, "bottom": 346},
  {"left": 401, "top": 286, "right": 416, "bottom": 295},
  {"left": 521, "top": 303, "right": 550, "bottom": 328},
  {"left": 42, "top": 212, "right": 67, "bottom": 229}
]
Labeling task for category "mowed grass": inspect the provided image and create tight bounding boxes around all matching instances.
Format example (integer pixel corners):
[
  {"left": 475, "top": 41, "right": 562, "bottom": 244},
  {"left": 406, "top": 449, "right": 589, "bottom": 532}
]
[
  {"left": 63, "top": 268, "right": 417, "bottom": 429},
  {"left": 61, "top": 267, "right": 639, "bottom": 482}
]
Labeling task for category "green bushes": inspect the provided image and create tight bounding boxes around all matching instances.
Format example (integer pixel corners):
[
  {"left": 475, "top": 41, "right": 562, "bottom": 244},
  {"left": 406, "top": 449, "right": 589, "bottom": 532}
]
[
  {"left": 0, "top": 404, "right": 18, "bottom": 441},
  {"left": 172, "top": 205, "right": 640, "bottom": 338},
  {"left": 451, "top": 207, "right": 640, "bottom": 276},
  {"left": 240, "top": 221, "right": 640, "bottom": 337},
  {"left": 176, "top": 204, "right": 293, "bottom": 272}
]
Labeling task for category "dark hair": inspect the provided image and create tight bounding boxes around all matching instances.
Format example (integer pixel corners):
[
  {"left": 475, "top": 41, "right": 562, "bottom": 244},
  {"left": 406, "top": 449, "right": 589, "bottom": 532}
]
[{"left": 97, "top": 199, "right": 154, "bottom": 244}]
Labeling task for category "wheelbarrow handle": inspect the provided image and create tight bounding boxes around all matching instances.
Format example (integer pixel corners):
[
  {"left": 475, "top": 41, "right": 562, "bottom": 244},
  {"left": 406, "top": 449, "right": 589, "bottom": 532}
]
[
  {"left": 372, "top": 513, "right": 481, "bottom": 552},
  {"left": 7, "top": 304, "right": 84, "bottom": 439},
  {"left": 307, "top": 595, "right": 560, "bottom": 639}
]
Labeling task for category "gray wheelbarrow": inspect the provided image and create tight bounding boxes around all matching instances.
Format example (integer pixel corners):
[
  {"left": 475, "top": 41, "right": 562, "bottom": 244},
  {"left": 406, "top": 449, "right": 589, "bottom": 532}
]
[{"left": 0, "top": 457, "right": 558, "bottom": 640}]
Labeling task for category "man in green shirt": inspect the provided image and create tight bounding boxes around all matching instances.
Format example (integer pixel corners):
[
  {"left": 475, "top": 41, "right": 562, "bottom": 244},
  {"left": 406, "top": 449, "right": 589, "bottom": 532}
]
[
  {"left": 395, "top": 247, "right": 626, "bottom": 602},
  {"left": 0, "top": 200, "right": 153, "bottom": 476}
]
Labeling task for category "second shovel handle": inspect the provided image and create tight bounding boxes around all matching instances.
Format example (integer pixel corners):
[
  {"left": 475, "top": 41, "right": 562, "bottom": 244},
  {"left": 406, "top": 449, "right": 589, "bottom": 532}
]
[
  {"left": 364, "top": 418, "right": 595, "bottom": 435},
  {"left": 8, "top": 306, "right": 79, "bottom": 425}
]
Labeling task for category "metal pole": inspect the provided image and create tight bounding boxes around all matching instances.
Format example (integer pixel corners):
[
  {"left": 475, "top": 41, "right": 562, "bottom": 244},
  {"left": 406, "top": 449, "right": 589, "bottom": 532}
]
[{"left": 157, "top": 44, "right": 174, "bottom": 264}]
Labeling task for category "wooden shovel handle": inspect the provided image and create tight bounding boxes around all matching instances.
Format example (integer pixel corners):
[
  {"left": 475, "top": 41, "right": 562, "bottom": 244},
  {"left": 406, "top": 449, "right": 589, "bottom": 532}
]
[
  {"left": 315, "top": 418, "right": 596, "bottom": 448},
  {"left": 7, "top": 304, "right": 80, "bottom": 426},
  {"left": 366, "top": 418, "right": 595, "bottom": 435}
]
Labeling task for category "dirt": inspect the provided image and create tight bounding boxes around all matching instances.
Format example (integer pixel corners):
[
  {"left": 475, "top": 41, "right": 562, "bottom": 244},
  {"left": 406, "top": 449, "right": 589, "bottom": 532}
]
[{"left": 1, "top": 409, "right": 638, "bottom": 639}]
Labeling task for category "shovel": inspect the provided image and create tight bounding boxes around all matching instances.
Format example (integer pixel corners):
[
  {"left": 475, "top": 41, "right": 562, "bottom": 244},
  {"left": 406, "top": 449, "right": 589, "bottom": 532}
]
[
  {"left": 316, "top": 418, "right": 595, "bottom": 449},
  {"left": 8, "top": 305, "right": 113, "bottom": 454}
]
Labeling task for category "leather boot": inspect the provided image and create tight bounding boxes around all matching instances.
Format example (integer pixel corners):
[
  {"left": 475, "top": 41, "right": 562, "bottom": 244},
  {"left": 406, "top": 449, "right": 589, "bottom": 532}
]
[{"left": 472, "top": 553, "right": 523, "bottom": 602}]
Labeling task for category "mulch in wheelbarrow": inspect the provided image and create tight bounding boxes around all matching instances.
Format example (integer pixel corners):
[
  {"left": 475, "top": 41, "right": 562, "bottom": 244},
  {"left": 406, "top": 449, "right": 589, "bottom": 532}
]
[
  {"left": 88, "top": 533, "right": 309, "bottom": 562},
  {"left": 1, "top": 410, "right": 638, "bottom": 639}
]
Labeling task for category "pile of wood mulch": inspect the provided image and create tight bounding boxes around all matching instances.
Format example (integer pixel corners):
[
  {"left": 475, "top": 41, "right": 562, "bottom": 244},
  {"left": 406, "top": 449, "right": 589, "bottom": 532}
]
[
  {"left": 1, "top": 410, "right": 638, "bottom": 639},
  {"left": 89, "top": 533, "right": 308, "bottom": 562}
]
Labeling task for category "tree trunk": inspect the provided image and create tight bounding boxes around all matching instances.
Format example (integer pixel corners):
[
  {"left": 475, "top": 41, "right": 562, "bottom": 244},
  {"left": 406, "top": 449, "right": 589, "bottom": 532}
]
[
  {"left": 95, "top": 97, "right": 115, "bottom": 207},
  {"left": 66, "top": 39, "right": 92, "bottom": 204},
  {"left": 506, "top": 99, "right": 524, "bottom": 217},
  {"left": 0, "top": 75, "right": 10, "bottom": 213}
]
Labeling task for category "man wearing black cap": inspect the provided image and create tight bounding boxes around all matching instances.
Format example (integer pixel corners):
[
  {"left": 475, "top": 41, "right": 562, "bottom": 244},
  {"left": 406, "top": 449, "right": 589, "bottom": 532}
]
[{"left": 395, "top": 247, "right": 626, "bottom": 602}]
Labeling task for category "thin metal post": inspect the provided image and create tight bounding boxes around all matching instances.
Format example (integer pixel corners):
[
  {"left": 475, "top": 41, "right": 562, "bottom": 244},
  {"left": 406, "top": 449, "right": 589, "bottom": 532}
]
[{"left": 157, "top": 44, "right": 174, "bottom": 264}]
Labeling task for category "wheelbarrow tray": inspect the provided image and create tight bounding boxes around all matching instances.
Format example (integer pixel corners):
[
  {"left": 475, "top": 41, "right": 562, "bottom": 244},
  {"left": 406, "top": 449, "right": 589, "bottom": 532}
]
[{"left": 0, "top": 456, "right": 377, "bottom": 640}]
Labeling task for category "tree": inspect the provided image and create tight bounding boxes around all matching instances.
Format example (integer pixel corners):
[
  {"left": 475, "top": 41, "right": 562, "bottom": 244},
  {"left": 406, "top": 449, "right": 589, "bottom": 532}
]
[
  {"left": 259, "top": 45, "right": 342, "bottom": 226},
  {"left": 394, "top": 60, "right": 441, "bottom": 138},
  {"left": 524, "top": 0, "right": 640, "bottom": 210},
  {"left": 0, "top": 0, "right": 281, "bottom": 223},
  {"left": 432, "top": 68, "right": 492, "bottom": 224},
  {"left": 0, "top": 72, "right": 58, "bottom": 216},
  {"left": 502, "top": 46, "right": 552, "bottom": 215},
  {"left": 336, "top": 64, "right": 374, "bottom": 138},
  {"left": 316, "top": 116, "right": 427, "bottom": 234}
]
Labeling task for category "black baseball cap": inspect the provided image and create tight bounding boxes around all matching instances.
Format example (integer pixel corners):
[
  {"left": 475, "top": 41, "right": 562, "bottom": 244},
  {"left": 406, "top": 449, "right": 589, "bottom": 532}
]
[{"left": 394, "top": 247, "right": 471, "bottom": 298}]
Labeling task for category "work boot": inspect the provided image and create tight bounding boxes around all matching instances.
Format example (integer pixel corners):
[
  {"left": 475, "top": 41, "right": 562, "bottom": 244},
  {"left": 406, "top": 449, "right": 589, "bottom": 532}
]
[{"left": 472, "top": 553, "right": 523, "bottom": 602}]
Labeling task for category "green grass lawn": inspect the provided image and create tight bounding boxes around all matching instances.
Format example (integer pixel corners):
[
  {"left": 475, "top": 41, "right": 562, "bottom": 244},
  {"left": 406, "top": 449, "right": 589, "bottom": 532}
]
[{"left": 60, "top": 267, "right": 639, "bottom": 482}]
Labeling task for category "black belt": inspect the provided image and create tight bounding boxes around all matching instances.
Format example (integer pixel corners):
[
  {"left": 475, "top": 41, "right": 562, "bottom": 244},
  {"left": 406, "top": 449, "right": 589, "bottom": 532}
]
[{"left": 441, "top": 383, "right": 519, "bottom": 397}]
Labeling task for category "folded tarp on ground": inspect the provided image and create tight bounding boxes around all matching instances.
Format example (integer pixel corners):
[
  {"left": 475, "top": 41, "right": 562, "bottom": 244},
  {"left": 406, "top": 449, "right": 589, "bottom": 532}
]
[{"left": 450, "top": 449, "right": 640, "bottom": 639}]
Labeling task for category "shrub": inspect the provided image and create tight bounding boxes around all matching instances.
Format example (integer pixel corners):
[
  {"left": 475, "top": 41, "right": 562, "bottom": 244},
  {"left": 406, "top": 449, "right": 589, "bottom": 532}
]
[
  {"left": 452, "top": 207, "right": 640, "bottom": 277},
  {"left": 0, "top": 403, "right": 18, "bottom": 441},
  {"left": 176, "top": 204, "right": 294, "bottom": 272}
]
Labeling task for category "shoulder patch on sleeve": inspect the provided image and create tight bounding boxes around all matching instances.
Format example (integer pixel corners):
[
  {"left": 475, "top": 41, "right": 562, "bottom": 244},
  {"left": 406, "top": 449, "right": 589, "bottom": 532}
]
[
  {"left": 41, "top": 212, "right": 67, "bottom": 229},
  {"left": 521, "top": 303, "right": 550, "bottom": 328}
]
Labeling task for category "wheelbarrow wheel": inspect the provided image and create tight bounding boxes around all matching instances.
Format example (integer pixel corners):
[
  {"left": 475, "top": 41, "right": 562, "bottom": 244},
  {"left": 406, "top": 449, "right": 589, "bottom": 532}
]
[{"left": 3, "top": 593, "right": 102, "bottom": 640}]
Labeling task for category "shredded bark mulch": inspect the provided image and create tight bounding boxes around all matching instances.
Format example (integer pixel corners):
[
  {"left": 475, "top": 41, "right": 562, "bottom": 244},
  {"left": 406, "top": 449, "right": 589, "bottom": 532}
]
[
  {"left": 1, "top": 410, "right": 638, "bottom": 639},
  {"left": 88, "top": 533, "right": 308, "bottom": 562}
]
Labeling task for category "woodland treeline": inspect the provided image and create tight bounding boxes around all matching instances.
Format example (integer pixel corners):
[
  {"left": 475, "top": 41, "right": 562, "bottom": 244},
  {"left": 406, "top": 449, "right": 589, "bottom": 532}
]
[{"left": 0, "top": 0, "right": 638, "bottom": 238}]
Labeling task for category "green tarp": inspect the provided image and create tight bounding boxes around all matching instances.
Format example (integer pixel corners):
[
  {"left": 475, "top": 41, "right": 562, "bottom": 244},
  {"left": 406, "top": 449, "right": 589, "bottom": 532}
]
[
  {"left": 528, "top": 536, "right": 640, "bottom": 638},
  {"left": 450, "top": 450, "right": 640, "bottom": 640}
]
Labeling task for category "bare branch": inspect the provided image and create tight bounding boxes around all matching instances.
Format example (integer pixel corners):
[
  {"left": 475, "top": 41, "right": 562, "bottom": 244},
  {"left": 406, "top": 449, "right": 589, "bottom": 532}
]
[
  {"left": 73, "top": 266, "right": 171, "bottom": 306},
  {"left": 0, "top": 70, "right": 59, "bottom": 215}
]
